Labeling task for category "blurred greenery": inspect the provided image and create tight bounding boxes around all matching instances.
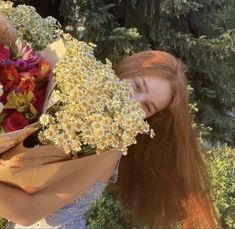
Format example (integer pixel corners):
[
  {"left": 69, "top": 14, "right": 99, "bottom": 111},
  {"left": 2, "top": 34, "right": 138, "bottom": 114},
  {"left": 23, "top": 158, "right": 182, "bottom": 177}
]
[
  {"left": 84, "top": 192, "right": 136, "bottom": 229},
  {"left": 204, "top": 147, "right": 235, "bottom": 229},
  {"left": 0, "top": 0, "right": 234, "bottom": 228}
]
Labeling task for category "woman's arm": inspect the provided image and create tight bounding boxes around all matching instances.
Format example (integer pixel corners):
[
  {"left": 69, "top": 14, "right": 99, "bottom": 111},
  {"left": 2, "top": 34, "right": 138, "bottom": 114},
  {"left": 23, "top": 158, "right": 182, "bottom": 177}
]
[{"left": 0, "top": 150, "right": 121, "bottom": 226}]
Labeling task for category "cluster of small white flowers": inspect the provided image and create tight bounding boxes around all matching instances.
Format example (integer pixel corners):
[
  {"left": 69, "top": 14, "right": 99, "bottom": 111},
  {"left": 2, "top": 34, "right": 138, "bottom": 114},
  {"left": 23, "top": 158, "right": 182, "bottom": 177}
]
[
  {"left": 39, "top": 114, "right": 54, "bottom": 126},
  {"left": 39, "top": 34, "right": 153, "bottom": 156},
  {"left": 0, "top": 1, "right": 62, "bottom": 50},
  {"left": 0, "top": 0, "right": 12, "bottom": 14}
]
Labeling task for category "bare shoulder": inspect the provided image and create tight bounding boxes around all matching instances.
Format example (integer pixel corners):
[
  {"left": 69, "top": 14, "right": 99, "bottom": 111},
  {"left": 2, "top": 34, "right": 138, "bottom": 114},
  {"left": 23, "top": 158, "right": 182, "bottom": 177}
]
[{"left": 98, "top": 150, "right": 122, "bottom": 184}]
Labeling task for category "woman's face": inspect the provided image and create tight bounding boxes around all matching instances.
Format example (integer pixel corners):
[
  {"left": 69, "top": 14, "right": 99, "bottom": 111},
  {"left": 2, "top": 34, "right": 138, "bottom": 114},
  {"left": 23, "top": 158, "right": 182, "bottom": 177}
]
[{"left": 125, "top": 76, "right": 172, "bottom": 118}]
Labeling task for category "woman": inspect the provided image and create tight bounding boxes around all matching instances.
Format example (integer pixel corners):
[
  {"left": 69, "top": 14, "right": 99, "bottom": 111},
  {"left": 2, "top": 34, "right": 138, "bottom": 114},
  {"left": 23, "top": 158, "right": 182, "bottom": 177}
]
[
  {"left": 2, "top": 50, "right": 218, "bottom": 228},
  {"left": 114, "top": 51, "right": 219, "bottom": 228}
]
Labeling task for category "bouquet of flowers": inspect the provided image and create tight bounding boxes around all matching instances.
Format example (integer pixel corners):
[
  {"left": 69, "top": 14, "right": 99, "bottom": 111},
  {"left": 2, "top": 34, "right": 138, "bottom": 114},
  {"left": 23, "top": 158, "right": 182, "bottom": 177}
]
[
  {"left": 0, "top": 39, "right": 51, "bottom": 133},
  {"left": 0, "top": 10, "right": 57, "bottom": 153},
  {"left": 39, "top": 34, "right": 153, "bottom": 158}
]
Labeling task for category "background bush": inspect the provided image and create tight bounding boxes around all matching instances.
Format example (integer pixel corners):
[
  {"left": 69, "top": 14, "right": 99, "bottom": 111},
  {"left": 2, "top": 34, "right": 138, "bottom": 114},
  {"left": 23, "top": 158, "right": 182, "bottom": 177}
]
[{"left": 204, "top": 147, "right": 235, "bottom": 229}]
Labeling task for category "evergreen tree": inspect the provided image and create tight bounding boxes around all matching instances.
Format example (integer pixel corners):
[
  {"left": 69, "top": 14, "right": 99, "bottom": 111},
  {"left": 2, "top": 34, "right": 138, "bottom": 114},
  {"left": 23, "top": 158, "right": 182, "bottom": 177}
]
[
  {"left": 157, "top": 0, "right": 235, "bottom": 146},
  {"left": 15, "top": 0, "right": 234, "bottom": 146}
]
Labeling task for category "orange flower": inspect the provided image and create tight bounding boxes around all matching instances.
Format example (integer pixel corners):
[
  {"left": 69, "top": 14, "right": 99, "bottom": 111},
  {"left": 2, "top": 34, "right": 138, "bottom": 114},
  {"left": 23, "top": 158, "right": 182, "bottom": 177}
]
[
  {"left": 18, "top": 72, "right": 36, "bottom": 92},
  {"left": 37, "top": 60, "right": 51, "bottom": 80},
  {"left": 0, "top": 65, "right": 21, "bottom": 91}
]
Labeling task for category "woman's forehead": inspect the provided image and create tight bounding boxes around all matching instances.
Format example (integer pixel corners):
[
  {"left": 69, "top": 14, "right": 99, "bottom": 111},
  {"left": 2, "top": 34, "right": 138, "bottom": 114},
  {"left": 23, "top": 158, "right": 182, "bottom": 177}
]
[{"left": 143, "top": 76, "right": 172, "bottom": 111}]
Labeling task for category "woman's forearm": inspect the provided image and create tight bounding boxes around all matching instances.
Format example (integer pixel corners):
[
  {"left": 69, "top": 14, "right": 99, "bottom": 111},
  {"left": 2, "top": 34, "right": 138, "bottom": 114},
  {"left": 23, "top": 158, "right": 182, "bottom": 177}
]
[
  {"left": 0, "top": 151, "right": 108, "bottom": 225},
  {"left": 0, "top": 183, "right": 34, "bottom": 226},
  {"left": 0, "top": 150, "right": 121, "bottom": 226},
  {"left": 31, "top": 150, "right": 121, "bottom": 224}
]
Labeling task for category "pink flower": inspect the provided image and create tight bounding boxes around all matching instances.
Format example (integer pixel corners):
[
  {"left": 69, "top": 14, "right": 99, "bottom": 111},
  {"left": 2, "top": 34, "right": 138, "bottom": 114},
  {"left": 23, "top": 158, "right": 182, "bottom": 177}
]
[
  {"left": 0, "top": 44, "right": 10, "bottom": 62},
  {"left": 15, "top": 40, "right": 41, "bottom": 71}
]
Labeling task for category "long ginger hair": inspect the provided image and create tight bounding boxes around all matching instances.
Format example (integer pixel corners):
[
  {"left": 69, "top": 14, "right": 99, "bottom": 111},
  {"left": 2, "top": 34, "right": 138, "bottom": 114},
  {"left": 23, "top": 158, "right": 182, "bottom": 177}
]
[{"left": 113, "top": 51, "right": 219, "bottom": 228}]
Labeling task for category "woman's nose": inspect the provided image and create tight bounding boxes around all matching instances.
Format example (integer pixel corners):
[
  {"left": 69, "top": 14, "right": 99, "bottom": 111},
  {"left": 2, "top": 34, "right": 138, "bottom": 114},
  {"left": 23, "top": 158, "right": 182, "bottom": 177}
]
[{"left": 131, "top": 93, "right": 144, "bottom": 103}]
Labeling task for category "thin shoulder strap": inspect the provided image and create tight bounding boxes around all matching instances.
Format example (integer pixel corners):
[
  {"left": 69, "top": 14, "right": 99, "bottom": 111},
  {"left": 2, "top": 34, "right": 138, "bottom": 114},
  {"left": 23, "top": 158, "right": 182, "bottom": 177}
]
[{"left": 108, "top": 152, "right": 122, "bottom": 183}]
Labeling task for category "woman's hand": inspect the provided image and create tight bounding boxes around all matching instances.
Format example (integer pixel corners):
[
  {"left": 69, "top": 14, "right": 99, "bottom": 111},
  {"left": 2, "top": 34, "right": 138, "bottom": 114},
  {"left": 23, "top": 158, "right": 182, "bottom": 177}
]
[
  {"left": 0, "top": 149, "right": 121, "bottom": 226},
  {"left": 0, "top": 12, "right": 18, "bottom": 48},
  {"left": 0, "top": 141, "right": 119, "bottom": 193}
]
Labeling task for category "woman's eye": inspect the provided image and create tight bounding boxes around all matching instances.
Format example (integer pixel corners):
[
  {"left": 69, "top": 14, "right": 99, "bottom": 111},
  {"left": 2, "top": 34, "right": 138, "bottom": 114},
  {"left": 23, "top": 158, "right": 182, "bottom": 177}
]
[{"left": 144, "top": 102, "right": 151, "bottom": 113}]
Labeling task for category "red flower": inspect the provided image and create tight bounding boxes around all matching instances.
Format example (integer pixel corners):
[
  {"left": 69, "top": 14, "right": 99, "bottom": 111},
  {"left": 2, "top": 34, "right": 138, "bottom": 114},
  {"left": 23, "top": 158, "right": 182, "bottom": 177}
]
[
  {"left": 37, "top": 60, "right": 51, "bottom": 80},
  {"left": 0, "top": 92, "right": 8, "bottom": 104},
  {"left": 0, "top": 44, "right": 10, "bottom": 61},
  {"left": 0, "top": 65, "right": 21, "bottom": 91},
  {"left": 33, "top": 87, "right": 47, "bottom": 112},
  {"left": 2, "top": 108, "right": 14, "bottom": 116},
  {"left": 2, "top": 111, "right": 29, "bottom": 132},
  {"left": 18, "top": 72, "right": 36, "bottom": 92}
]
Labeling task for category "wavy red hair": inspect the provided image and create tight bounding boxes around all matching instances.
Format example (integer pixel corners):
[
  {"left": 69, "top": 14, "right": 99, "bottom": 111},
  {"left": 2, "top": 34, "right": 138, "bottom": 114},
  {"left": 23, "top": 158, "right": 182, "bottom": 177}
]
[{"left": 113, "top": 51, "right": 220, "bottom": 228}]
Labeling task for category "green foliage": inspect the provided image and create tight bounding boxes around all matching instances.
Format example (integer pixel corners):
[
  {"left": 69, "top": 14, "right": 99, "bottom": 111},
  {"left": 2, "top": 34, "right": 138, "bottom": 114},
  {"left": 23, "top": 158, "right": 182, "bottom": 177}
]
[
  {"left": 161, "top": 0, "right": 203, "bottom": 16},
  {"left": 85, "top": 192, "right": 136, "bottom": 229},
  {"left": 204, "top": 146, "right": 235, "bottom": 229},
  {"left": 61, "top": 1, "right": 150, "bottom": 63}
]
